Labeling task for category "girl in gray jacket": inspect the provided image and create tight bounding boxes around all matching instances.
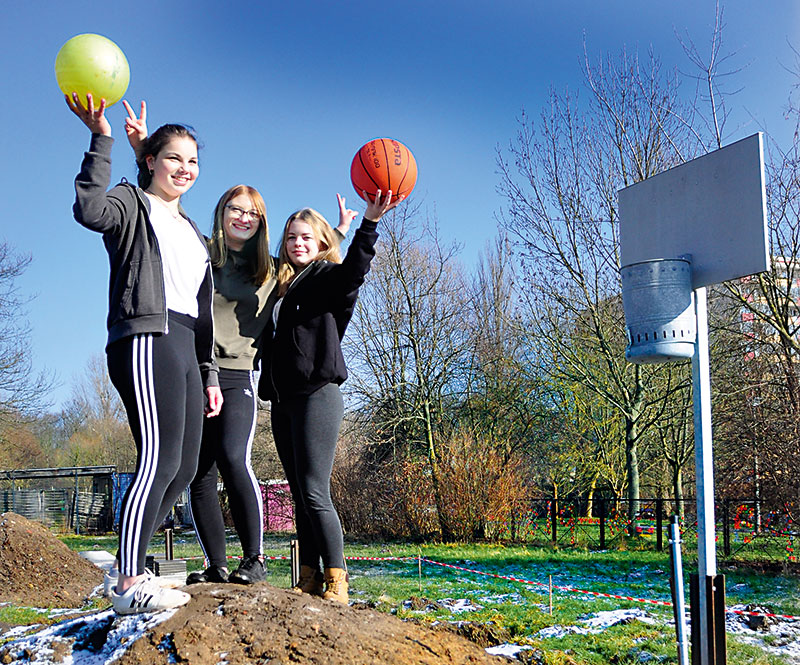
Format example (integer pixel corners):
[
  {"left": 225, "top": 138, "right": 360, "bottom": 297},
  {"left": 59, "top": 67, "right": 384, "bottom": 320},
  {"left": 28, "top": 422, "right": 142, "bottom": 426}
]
[{"left": 67, "top": 92, "right": 221, "bottom": 615}]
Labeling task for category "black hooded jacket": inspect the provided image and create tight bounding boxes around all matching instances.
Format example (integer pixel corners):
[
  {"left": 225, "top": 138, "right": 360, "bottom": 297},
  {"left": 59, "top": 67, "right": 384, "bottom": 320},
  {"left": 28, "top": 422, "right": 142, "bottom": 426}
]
[{"left": 257, "top": 219, "right": 378, "bottom": 402}]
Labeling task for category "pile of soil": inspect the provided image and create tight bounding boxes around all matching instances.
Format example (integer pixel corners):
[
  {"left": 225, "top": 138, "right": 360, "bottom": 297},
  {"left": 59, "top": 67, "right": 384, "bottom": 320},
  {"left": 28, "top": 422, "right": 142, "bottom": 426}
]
[
  {"left": 0, "top": 512, "right": 509, "bottom": 664},
  {"left": 117, "top": 584, "right": 506, "bottom": 665},
  {"left": 0, "top": 512, "right": 103, "bottom": 607}
]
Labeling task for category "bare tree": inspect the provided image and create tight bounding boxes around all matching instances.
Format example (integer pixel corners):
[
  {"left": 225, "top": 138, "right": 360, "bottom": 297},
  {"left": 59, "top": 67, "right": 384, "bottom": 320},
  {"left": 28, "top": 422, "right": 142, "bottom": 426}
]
[
  {"left": 57, "top": 355, "right": 135, "bottom": 470},
  {"left": 710, "top": 46, "right": 800, "bottom": 517},
  {"left": 0, "top": 242, "right": 52, "bottom": 428},
  {"left": 497, "top": 46, "right": 702, "bottom": 522},
  {"left": 461, "top": 235, "right": 553, "bottom": 461},
  {"left": 346, "top": 207, "right": 473, "bottom": 538}
]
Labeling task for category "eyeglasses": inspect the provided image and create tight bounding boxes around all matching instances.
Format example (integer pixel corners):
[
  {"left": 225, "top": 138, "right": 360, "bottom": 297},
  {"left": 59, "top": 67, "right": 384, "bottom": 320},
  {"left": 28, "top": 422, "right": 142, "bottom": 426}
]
[{"left": 225, "top": 204, "right": 262, "bottom": 221}]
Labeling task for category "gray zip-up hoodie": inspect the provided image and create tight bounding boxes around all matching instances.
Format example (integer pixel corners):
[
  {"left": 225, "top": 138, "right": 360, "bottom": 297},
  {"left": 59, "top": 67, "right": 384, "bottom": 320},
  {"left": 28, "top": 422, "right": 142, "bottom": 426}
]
[{"left": 73, "top": 133, "right": 218, "bottom": 388}]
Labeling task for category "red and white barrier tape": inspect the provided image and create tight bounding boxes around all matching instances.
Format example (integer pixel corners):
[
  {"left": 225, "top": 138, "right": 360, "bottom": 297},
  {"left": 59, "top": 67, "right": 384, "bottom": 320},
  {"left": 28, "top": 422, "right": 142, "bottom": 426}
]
[
  {"left": 180, "top": 552, "right": 800, "bottom": 621},
  {"left": 418, "top": 558, "right": 800, "bottom": 621}
]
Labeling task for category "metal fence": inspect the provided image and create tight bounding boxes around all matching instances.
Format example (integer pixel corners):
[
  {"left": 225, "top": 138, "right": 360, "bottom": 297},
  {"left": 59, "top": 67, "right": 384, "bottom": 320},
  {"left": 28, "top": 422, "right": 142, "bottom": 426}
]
[
  {"left": 485, "top": 497, "right": 800, "bottom": 561},
  {"left": 0, "top": 488, "right": 112, "bottom": 533},
  {"left": 0, "top": 466, "right": 115, "bottom": 534}
]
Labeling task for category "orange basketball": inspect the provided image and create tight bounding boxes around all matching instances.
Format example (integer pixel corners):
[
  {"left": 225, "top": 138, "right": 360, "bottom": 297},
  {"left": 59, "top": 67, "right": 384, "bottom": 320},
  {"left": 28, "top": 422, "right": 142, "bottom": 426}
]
[{"left": 350, "top": 138, "right": 417, "bottom": 203}]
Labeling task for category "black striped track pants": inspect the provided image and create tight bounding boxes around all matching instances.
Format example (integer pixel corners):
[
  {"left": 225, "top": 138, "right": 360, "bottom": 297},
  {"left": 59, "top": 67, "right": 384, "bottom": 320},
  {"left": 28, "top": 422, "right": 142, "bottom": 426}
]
[{"left": 107, "top": 311, "right": 204, "bottom": 577}]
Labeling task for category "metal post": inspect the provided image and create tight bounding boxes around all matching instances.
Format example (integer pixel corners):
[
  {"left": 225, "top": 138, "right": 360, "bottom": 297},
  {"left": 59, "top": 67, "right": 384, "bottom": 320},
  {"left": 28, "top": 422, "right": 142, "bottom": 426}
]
[
  {"left": 722, "top": 500, "right": 730, "bottom": 558},
  {"left": 73, "top": 470, "right": 80, "bottom": 535},
  {"left": 599, "top": 498, "right": 606, "bottom": 549},
  {"left": 290, "top": 539, "right": 300, "bottom": 587},
  {"left": 165, "top": 528, "right": 174, "bottom": 560},
  {"left": 669, "top": 516, "right": 690, "bottom": 665},
  {"left": 692, "top": 286, "right": 717, "bottom": 665}
]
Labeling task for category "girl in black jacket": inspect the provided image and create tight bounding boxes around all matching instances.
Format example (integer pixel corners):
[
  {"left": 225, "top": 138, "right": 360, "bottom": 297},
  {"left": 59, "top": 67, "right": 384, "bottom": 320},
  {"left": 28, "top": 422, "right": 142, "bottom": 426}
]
[{"left": 258, "top": 190, "right": 402, "bottom": 603}]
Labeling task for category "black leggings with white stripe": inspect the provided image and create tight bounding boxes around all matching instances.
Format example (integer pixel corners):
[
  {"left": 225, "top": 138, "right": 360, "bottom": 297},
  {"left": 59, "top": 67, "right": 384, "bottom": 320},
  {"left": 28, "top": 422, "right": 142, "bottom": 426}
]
[
  {"left": 107, "top": 311, "right": 204, "bottom": 578},
  {"left": 188, "top": 368, "right": 263, "bottom": 568}
]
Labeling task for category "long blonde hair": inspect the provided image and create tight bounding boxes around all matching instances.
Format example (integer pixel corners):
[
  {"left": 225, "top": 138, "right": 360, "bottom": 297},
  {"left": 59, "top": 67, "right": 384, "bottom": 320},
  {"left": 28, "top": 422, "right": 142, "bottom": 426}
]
[
  {"left": 276, "top": 208, "right": 341, "bottom": 296},
  {"left": 208, "top": 185, "right": 274, "bottom": 285}
]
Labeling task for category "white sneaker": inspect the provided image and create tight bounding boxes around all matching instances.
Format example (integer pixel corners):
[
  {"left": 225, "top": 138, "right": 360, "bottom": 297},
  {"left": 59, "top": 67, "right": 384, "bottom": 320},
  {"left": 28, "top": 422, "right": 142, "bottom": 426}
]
[
  {"left": 111, "top": 576, "right": 190, "bottom": 615},
  {"left": 103, "top": 568, "right": 181, "bottom": 598}
]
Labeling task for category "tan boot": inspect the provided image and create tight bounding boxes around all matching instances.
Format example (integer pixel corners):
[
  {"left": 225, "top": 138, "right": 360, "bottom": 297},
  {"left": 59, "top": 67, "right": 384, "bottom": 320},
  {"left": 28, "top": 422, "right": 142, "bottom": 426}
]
[
  {"left": 291, "top": 565, "right": 324, "bottom": 596},
  {"left": 322, "top": 567, "right": 349, "bottom": 604}
]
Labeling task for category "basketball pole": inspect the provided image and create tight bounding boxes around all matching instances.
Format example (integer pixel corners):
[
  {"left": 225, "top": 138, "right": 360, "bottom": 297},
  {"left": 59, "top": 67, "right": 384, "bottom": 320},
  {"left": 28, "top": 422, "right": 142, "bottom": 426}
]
[
  {"left": 619, "top": 134, "right": 766, "bottom": 665},
  {"left": 692, "top": 285, "right": 716, "bottom": 665}
]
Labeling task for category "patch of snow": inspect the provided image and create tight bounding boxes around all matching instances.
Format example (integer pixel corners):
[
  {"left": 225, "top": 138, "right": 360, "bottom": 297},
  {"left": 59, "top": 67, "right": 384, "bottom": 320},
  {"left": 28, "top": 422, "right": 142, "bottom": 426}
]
[
  {"left": 473, "top": 592, "right": 524, "bottom": 605},
  {"left": 582, "top": 609, "right": 657, "bottom": 629},
  {"left": 486, "top": 643, "right": 533, "bottom": 657},
  {"left": 437, "top": 598, "right": 482, "bottom": 613},
  {"left": 0, "top": 624, "right": 42, "bottom": 639},
  {"left": 1, "top": 608, "right": 177, "bottom": 665},
  {"left": 727, "top": 604, "right": 800, "bottom": 663},
  {"left": 536, "top": 608, "right": 658, "bottom": 639}
]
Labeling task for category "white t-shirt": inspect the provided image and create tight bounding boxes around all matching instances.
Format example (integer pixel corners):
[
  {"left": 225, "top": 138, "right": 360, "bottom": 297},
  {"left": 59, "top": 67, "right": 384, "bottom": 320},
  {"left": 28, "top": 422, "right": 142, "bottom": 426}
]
[{"left": 146, "top": 193, "right": 208, "bottom": 318}]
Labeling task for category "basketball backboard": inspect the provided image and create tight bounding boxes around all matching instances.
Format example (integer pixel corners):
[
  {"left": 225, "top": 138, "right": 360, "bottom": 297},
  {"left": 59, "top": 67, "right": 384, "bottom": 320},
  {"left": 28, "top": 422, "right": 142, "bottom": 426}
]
[{"left": 618, "top": 133, "right": 769, "bottom": 288}]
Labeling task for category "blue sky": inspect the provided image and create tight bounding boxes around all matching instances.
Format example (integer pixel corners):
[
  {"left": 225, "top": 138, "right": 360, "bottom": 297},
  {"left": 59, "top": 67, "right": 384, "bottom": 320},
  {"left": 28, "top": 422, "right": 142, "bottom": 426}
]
[{"left": 1, "top": 1, "right": 798, "bottom": 410}]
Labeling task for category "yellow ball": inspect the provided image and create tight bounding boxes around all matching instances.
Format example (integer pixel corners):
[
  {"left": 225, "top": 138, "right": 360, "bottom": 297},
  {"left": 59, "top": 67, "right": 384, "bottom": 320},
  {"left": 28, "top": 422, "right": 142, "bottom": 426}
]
[{"left": 55, "top": 34, "right": 129, "bottom": 107}]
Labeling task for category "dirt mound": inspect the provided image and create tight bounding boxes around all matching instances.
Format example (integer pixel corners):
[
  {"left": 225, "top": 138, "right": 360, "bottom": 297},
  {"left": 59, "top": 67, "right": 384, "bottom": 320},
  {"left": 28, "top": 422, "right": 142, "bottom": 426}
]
[
  {"left": 117, "top": 583, "right": 505, "bottom": 665},
  {"left": 0, "top": 513, "right": 507, "bottom": 663},
  {"left": 0, "top": 512, "right": 103, "bottom": 608}
]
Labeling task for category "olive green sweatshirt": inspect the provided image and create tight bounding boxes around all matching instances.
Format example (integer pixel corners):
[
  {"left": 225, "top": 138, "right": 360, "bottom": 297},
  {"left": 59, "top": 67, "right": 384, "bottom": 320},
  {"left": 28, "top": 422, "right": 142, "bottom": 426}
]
[{"left": 212, "top": 250, "right": 277, "bottom": 371}]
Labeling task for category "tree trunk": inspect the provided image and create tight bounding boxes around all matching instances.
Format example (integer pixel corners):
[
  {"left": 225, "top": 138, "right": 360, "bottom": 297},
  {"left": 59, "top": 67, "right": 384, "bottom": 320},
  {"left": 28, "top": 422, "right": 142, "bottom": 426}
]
[
  {"left": 753, "top": 437, "right": 762, "bottom": 533},
  {"left": 586, "top": 476, "right": 597, "bottom": 518},
  {"left": 625, "top": 386, "right": 643, "bottom": 534}
]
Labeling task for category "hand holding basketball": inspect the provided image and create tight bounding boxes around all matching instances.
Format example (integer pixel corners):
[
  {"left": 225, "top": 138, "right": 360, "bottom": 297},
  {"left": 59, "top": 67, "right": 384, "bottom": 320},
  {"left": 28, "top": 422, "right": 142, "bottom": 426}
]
[
  {"left": 364, "top": 190, "right": 403, "bottom": 222},
  {"left": 351, "top": 138, "right": 417, "bottom": 203}
]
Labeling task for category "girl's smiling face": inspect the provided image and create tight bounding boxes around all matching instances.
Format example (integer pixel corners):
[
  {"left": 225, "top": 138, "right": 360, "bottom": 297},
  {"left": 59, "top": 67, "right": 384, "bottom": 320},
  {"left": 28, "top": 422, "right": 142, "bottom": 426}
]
[
  {"left": 285, "top": 220, "right": 321, "bottom": 268},
  {"left": 145, "top": 136, "right": 199, "bottom": 199},
  {"left": 222, "top": 193, "right": 262, "bottom": 250}
]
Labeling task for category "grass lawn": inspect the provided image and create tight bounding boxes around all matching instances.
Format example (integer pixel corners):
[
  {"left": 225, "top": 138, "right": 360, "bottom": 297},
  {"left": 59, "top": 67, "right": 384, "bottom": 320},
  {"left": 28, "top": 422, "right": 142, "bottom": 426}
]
[{"left": 4, "top": 530, "right": 799, "bottom": 664}]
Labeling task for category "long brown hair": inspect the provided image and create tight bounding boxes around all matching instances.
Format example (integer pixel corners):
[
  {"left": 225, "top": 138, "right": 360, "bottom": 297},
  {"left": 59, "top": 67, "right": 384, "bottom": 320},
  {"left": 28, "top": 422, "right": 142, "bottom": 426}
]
[
  {"left": 276, "top": 208, "right": 341, "bottom": 296},
  {"left": 208, "top": 185, "right": 274, "bottom": 285}
]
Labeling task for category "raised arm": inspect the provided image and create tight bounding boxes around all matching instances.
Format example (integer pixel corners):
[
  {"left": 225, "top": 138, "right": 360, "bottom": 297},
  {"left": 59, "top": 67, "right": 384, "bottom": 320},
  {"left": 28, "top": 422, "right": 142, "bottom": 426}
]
[{"left": 67, "top": 93, "right": 134, "bottom": 235}]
